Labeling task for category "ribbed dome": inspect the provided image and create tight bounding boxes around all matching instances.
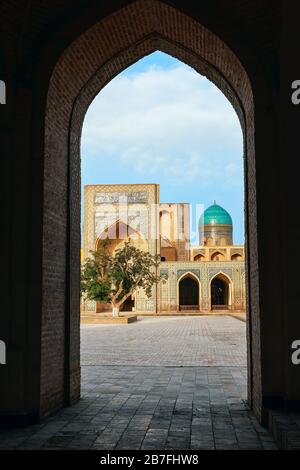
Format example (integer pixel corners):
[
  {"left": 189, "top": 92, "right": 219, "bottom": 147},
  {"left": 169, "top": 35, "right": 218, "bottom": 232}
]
[{"left": 199, "top": 203, "right": 232, "bottom": 226}]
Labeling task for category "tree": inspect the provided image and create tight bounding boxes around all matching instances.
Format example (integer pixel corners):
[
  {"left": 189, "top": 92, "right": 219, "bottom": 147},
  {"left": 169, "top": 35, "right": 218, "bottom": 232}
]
[{"left": 81, "top": 240, "right": 167, "bottom": 316}]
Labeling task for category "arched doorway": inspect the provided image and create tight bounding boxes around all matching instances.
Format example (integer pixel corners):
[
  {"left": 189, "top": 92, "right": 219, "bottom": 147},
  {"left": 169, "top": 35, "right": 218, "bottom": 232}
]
[
  {"left": 121, "top": 296, "right": 135, "bottom": 312},
  {"left": 210, "top": 274, "right": 231, "bottom": 311},
  {"left": 211, "top": 252, "right": 225, "bottom": 262},
  {"left": 231, "top": 253, "right": 243, "bottom": 261},
  {"left": 178, "top": 275, "right": 199, "bottom": 312},
  {"left": 95, "top": 220, "right": 148, "bottom": 257},
  {"left": 38, "top": 0, "right": 262, "bottom": 421}
]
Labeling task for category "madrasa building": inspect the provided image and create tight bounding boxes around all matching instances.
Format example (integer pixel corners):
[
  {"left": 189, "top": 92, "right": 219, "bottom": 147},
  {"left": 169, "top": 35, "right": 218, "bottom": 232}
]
[{"left": 82, "top": 184, "right": 246, "bottom": 314}]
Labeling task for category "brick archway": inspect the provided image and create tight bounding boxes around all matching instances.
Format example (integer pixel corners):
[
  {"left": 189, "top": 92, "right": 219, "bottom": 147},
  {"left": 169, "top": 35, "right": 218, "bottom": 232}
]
[{"left": 42, "top": 0, "right": 260, "bottom": 420}]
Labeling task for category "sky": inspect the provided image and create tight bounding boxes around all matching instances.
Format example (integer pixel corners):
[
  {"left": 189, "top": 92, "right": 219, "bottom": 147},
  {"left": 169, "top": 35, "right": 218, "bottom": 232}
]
[{"left": 81, "top": 51, "right": 244, "bottom": 245}]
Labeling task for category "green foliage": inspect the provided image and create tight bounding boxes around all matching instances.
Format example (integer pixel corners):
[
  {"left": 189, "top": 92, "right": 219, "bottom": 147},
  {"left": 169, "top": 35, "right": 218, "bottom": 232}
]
[
  {"left": 80, "top": 239, "right": 112, "bottom": 303},
  {"left": 81, "top": 240, "right": 167, "bottom": 308}
]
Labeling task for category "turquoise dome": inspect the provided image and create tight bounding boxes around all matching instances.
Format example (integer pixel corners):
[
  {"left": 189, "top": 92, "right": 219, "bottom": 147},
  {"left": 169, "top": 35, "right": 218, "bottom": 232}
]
[{"left": 199, "top": 203, "right": 232, "bottom": 226}]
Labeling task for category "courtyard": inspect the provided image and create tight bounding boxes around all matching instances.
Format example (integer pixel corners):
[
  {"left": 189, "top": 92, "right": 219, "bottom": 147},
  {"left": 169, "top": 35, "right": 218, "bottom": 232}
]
[
  {"left": 0, "top": 316, "right": 276, "bottom": 450},
  {"left": 81, "top": 315, "right": 247, "bottom": 367}
]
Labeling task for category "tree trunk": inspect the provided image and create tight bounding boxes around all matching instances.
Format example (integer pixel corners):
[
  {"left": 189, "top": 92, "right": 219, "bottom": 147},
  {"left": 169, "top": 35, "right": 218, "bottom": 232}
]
[{"left": 112, "top": 306, "right": 120, "bottom": 317}]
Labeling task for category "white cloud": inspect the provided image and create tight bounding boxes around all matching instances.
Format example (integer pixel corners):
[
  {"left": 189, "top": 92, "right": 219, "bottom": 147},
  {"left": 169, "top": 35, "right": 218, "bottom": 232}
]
[{"left": 82, "top": 63, "right": 243, "bottom": 187}]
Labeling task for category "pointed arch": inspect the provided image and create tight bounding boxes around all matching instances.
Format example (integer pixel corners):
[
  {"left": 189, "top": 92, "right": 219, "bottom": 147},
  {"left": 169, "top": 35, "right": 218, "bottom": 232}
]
[
  {"left": 37, "top": 0, "right": 261, "bottom": 419},
  {"left": 231, "top": 251, "right": 243, "bottom": 261},
  {"left": 160, "top": 210, "right": 173, "bottom": 240},
  {"left": 95, "top": 219, "right": 148, "bottom": 255},
  {"left": 177, "top": 272, "right": 201, "bottom": 312},
  {"left": 211, "top": 251, "right": 225, "bottom": 261},
  {"left": 209, "top": 272, "right": 232, "bottom": 311}
]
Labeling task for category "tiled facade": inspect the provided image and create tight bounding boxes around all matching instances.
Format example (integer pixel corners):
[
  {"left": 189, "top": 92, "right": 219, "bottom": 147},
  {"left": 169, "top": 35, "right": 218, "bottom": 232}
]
[{"left": 82, "top": 184, "right": 246, "bottom": 314}]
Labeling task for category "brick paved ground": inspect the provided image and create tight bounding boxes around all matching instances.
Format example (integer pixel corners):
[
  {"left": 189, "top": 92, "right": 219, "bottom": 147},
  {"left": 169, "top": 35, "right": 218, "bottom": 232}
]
[
  {"left": 81, "top": 315, "right": 246, "bottom": 367},
  {"left": 0, "top": 316, "right": 277, "bottom": 450}
]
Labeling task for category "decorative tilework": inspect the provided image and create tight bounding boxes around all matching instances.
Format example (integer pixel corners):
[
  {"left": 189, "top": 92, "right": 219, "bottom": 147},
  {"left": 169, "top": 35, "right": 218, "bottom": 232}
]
[
  {"left": 95, "top": 191, "right": 148, "bottom": 204},
  {"left": 177, "top": 269, "right": 200, "bottom": 280}
]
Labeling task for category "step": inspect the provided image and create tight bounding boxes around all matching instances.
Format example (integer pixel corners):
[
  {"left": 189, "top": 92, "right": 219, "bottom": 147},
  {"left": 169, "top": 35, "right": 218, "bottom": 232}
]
[{"left": 268, "top": 409, "right": 300, "bottom": 449}]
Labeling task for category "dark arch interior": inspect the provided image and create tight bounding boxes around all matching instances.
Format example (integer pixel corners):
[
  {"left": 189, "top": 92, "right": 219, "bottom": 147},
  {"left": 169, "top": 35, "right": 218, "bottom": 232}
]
[
  {"left": 211, "top": 277, "right": 229, "bottom": 308},
  {"left": 121, "top": 296, "right": 135, "bottom": 312},
  {"left": 179, "top": 276, "right": 199, "bottom": 310}
]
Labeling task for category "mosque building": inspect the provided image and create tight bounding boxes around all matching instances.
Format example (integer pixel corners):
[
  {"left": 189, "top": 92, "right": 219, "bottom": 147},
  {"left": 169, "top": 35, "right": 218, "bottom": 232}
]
[{"left": 82, "top": 184, "right": 246, "bottom": 314}]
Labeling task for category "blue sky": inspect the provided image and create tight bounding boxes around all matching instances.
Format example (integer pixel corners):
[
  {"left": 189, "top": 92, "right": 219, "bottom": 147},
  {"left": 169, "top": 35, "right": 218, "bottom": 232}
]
[{"left": 81, "top": 51, "right": 244, "bottom": 244}]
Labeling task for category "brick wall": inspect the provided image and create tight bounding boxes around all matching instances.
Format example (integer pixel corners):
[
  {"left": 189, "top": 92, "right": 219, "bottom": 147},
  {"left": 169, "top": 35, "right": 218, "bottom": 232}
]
[
  {"left": 41, "top": 0, "right": 259, "bottom": 418},
  {"left": 0, "top": 0, "right": 283, "bottom": 424}
]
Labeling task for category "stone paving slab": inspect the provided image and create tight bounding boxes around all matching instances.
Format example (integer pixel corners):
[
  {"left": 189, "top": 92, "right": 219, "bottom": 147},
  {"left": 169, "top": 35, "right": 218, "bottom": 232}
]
[
  {"left": 0, "top": 316, "right": 277, "bottom": 450},
  {"left": 81, "top": 315, "right": 247, "bottom": 367},
  {"left": 0, "top": 365, "right": 275, "bottom": 450}
]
